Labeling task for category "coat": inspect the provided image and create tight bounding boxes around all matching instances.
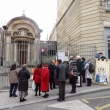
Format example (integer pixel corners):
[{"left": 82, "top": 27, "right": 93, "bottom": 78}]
[
  {"left": 76, "top": 59, "right": 82, "bottom": 73},
  {"left": 41, "top": 68, "right": 49, "bottom": 92},
  {"left": 56, "top": 63, "right": 66, "bottom": 81},
  {"left": 69, "top": 59, "right": 78, "bottom": 84},
  {"left": 85, "top": 62, "right": 93, "bottom": 79},
  {"left": 9, "top": 69, "right": 19, "bottom": 84},
  {"left": 48, "top": 63, "right": 56, "bottom": 79},
  {"left": 33, "top": 68, "right": 42, "bottom": 83},
  {"left": 18, "top": 68, "right": 30, "bottom": 91}
]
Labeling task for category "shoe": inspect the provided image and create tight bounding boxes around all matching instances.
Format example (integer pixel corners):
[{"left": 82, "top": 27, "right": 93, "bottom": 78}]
[
  {"left": 57, "top": 99, "right": 62, "bottom": 101},
  {"left": 69, "top": 91, "right": 74, "bottom": 94},
  {"left": 35, "top": 94, "right": 37, "bottom": 96},
  {"left": 42, "top": 94, "right": 46, "bottom": 97},
  {"left": 13, "top": 95, "right": 18, "bottom": 97},
  {"left": 46, "top": 94, "right": 49, "bottom": 97},
  {"left": 86, "top": 85, "right": 91, "bottom": 87},
  {"left": 39, "top": 94, "right": 41, "bottom": 96},
  {"left": 77, "top": 86, "right": 82, "bottom": 87},
  {"left": 53, "top": 87, "right": 57, "bottom": 89},
  {"left": 9, "top": 95, "right": 12, "bottom": 97},
  {"left": 62, "top": 98, "right": 65, "bottom": 101},
  {"left": 23, "top": 98, "right": 26, "bottom": 101},
  {"left": 44, "top": 94, "right": 49, "bottom": 98},
  {"left": 20, "top": 98, "right": 24, "bottom": 102},
  {"left": 44, "top": 95, "right": 48, "bottom": 98}
]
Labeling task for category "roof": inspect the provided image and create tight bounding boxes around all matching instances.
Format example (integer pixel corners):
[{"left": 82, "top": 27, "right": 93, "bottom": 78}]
[{"left": 6, "top": 15, "right": 42, "bottom": 32}]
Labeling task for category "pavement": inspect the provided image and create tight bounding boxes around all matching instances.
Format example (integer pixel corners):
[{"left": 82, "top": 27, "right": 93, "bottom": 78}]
[{"left": 0, "top": 83, "right": 110, "bottom": 110}]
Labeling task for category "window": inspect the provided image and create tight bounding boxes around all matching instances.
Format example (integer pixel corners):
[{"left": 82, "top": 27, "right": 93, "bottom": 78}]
[{"left": 106, "top": 0, "right": 110, "bottom": 10}]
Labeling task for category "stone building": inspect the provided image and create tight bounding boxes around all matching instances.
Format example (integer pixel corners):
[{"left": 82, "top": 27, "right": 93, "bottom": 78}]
[
  {"left": 49, "top": 26, "right": 57, "bottom": 41},
  {"left": 50, "top": 0, "right": 110, "bottom": 59},
  {"left": 2, "top": 15, "right": 42, "bottom": 66}
]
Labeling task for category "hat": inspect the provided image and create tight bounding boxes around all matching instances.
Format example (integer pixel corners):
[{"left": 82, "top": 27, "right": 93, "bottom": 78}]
[
  {"left": 43, "top": 64, "right": 48, "bottom": 67},
  {"left": 98, "top": 52, "right": 103, "bottom": 54}
]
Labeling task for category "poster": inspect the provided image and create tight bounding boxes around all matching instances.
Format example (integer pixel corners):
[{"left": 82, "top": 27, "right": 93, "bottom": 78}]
[{"left": 95, "top": 60, "right": 110, "bottom": 85}]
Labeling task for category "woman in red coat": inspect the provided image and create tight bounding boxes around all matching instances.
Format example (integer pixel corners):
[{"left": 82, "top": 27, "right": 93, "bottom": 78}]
[
  {"left": 41, "top": 64, "right": 50, "bottom": 98},
  {"left": 33, "top": 64, "right": 42, "bottom": 96}
]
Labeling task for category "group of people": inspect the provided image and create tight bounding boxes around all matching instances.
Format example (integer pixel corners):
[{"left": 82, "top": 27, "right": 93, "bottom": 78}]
[
  {"left": 8, "top": 52, "right": 106, "bottom": 102},
  {"left": 33, "top": 55, "right": 95, "bottom": 101}
]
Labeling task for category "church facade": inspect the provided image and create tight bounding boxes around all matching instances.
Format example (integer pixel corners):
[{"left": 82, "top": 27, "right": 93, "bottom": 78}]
[{"left": 2, "top": 15, "right": 42, "bottom": 66}]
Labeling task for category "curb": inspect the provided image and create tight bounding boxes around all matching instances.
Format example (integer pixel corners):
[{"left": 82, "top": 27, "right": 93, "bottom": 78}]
[{"left": 0, "top": 87, "right": 110, "bottom": 110}]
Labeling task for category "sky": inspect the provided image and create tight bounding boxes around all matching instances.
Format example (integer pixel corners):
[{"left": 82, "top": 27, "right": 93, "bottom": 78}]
[{"left": 0, "top": 0, "right": 57, "bottom": 40}]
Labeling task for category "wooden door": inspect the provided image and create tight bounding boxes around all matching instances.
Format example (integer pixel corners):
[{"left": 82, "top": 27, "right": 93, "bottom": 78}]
[{"left": 20, "top": 51, "right": 27, "bottom": 64}]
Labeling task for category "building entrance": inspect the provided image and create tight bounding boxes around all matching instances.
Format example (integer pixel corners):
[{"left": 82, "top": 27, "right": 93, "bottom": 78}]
[{"left": 20, "top": 51, "right": 27, "bottom": 64}]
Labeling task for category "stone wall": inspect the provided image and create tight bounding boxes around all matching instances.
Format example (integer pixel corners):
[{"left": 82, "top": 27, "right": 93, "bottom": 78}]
[{"left": 56, "top": 0, "right": 107, "bottom": 55}]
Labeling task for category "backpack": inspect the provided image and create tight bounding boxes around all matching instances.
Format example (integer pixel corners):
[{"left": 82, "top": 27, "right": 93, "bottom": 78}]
[{"left": 88, "top": 63, "right": 94, "bottom": 73}]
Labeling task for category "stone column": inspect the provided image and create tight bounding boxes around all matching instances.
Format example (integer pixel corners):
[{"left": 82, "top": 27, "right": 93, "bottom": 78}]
[
  {"left": 34, "top": 39, "right": 37, "bottom": 62},
  {"left": 14, "top": 43, "right": 17, "bottom": 62},
  {"left": 35, "top": 34, "right": 40, "bottom": 64},
  {"left": 27, "top": 42, "right": 30, "bottom": 62},
  {"left": 5, "top": 31, "right": 11, "bottom": 61}
]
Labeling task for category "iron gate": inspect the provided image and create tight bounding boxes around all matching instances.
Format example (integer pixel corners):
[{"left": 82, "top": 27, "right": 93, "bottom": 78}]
[{"left": 0, "top": 42, "right": 96, "bottom": 89}]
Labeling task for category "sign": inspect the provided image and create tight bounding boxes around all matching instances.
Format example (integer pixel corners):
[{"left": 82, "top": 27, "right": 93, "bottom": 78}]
[
  {"left": 95, "top": 59, "right": 109, "bottom": 85},
  {"left": 58, "top": 51, "right": 69, "bottom": 62}
]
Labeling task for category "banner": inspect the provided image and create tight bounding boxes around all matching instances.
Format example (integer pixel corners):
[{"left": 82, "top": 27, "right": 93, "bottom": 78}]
[{"left": 95, "top": 59, "right": 109, "bottom": 85}]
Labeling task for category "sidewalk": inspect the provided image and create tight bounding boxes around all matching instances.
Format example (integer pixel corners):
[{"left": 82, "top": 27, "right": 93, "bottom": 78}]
[{"left": 0, "top": 83, "right": 110, "bottom": 110}]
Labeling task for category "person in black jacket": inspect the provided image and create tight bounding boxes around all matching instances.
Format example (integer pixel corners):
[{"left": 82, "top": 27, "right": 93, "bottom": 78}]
[
  {"left": 48, "top": 60, "right": 57, "bottom": 90},
  {"left": 18, "top": 64, "right": 30, "bottom": 102},
  {"left": 76, "top": 56, "right": 82, "bottom": 87}
]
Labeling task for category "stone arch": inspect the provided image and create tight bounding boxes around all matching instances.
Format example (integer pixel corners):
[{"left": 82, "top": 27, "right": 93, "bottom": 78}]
[{"left": 6, "top": 16, "right": 42, "bottom": 35}]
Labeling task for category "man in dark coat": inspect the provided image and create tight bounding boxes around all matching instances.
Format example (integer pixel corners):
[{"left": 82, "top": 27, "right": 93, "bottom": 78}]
[
  {"left": 48, "top": 60, "right": 57, "bottom": 90},
  {"left": 56, "top": 59, "right": 66, "bottom": 101},
  {"left": 76, "top": 56, "right": 82, "bottom": 87},
  {"left": 18, "top": 64, "right": 30, "bottom": 102}
]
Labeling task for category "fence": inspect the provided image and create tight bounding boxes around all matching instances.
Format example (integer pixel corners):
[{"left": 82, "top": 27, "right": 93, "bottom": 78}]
[{"left": 0, "top": 42, "right": 97, "bottom": 89}]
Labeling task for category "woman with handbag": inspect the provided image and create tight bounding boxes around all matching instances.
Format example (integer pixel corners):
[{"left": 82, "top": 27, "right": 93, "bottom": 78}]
[{"left": 69, "top": 56, "right": 78, "bottom": 94}]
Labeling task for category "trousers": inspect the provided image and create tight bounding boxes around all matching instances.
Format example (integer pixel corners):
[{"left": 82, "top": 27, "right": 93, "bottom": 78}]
[
  {"left": 58, "top": 81, "right": 65, "bottom": 100},
  {"left": 10, "top": 83, "right": 18, "bottom": 96}
]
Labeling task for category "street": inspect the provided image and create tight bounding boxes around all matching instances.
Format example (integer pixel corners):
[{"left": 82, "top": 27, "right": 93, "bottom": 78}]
[{"left": 4, "top": 90, "right": 110, "bottom": 110}]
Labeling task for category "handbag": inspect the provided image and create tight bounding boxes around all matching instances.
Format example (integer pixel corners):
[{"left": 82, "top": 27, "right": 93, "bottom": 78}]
[
  {"left": 76, "top": 76, "right": 80, "bottom": 86},
  {"left": 32, "top": 81, "right": 36, "bottom": 92},
  {"left": 70, "top": 70, "right": 74, "bottom": 78}
]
